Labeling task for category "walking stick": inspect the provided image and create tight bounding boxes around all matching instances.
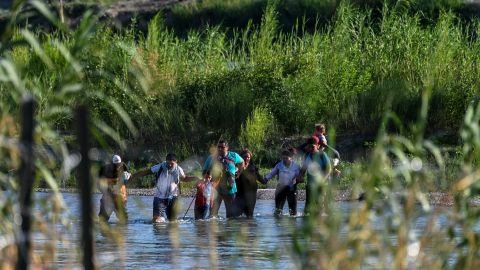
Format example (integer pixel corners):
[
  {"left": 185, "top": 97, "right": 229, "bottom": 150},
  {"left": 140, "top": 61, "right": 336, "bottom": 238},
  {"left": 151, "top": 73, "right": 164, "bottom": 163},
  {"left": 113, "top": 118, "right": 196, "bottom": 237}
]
[{"left": 183, "top": 196, "right": 195, "bottom": 220}]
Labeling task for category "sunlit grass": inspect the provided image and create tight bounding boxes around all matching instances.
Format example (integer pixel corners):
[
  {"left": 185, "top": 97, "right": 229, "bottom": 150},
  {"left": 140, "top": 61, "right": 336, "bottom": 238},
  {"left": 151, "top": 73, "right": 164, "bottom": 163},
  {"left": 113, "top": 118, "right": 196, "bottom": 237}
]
[{"left": 1, "top": 0, "right": 480, "bottom": 269}]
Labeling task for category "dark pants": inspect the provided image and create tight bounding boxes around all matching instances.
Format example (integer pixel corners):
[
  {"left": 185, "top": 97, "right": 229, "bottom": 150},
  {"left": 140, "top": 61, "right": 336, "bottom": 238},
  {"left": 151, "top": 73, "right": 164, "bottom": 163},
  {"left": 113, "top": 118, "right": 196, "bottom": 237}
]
[
  {"left": 153, "top": 197, "right": 177, "bottom": 221},
  {"left": 274, "top": 186, "right": 297, "bottom": 216},
  {"left": 194, "top": 204, "right": 210, "bottom": 220},
  {"left": 99, "top": 193, "right": 127, "bottom": 223},
  {"left": 209, "top": 190, "right": 236, "bottom": 218},
  {"left": 305, "top": 182, "right": 323, "bottom": 215},
  {"left": 236, "top": 191, "right": 257, "bottom": 218}
]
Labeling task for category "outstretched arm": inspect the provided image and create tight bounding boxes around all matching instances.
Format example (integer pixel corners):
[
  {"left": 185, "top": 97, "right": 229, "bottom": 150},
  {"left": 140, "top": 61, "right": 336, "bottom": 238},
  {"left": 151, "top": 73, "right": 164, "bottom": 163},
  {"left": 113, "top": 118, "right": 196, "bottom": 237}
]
[
  {"left": 254, "top": 167, "right": 266, "bottom": 184},
  {"left": 181, "top": 175, "right": 201, "bottom": 182},
  {"left": 130, "top": 168, "right": 153, "bottom": 181},
  {"left": 264, "top": 165, "right": 279, "bottom": 182}
]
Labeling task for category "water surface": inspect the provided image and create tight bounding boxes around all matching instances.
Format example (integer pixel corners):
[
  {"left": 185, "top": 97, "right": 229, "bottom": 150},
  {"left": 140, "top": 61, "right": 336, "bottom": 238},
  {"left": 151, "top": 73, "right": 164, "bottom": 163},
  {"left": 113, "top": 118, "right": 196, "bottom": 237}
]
[{"left": 31, "top": 192, "right": 474, "bottom": 269}]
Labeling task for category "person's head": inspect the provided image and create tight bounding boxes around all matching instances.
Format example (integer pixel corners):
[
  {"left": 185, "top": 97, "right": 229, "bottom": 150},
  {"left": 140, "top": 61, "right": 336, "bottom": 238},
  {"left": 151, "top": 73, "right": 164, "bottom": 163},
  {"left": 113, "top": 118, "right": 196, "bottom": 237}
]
[
  {"left": 305, "top": 136, "right": 320, "bottom": 153},
  {"left": 240, "top": 148, "right": 252, "bottom": 164},
  {"left": 112, "top": 154, "right": 122, "bottom": 164},
  {"left": 165, "top": 153, "right": 177, "bottom": 169},
  {"left": 217, "top": 140, "right": 229, "bottom": 157},
  {"left": 112, "top": 154, "right": 125, "bottom": 170},
  {"left": 281, "top": 150, "right": 293, "bottom": 166},
  {"left": 287, "top": 146, "right": 298, "bottom": 156},
  {"left": 314, "top": 123, "right": 326, "bottom": 136}
]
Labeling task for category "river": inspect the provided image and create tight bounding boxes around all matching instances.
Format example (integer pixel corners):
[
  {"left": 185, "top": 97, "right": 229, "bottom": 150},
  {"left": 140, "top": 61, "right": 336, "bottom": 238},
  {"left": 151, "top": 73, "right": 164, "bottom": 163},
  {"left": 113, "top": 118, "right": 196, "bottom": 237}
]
[{"left": 31, "top": 192, "right": 477, "bottom": 269}]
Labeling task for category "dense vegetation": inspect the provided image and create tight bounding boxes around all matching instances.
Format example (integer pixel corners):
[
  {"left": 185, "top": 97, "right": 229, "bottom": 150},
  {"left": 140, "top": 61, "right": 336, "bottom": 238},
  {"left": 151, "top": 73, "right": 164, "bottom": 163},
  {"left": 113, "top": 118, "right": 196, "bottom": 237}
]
[
  {"left": 2, "top": 1, "right": 480, "bottom": 163},
  {"left": 2, "top": 1, "right": 480, "bottom": 269}
]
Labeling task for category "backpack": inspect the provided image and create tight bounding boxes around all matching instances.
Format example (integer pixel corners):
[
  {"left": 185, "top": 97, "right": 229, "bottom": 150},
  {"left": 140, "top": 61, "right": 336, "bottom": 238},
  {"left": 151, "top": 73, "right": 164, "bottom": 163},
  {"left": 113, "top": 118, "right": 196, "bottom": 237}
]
[{"left": 153, "top": 164, "right": 165, "bottom": 186}]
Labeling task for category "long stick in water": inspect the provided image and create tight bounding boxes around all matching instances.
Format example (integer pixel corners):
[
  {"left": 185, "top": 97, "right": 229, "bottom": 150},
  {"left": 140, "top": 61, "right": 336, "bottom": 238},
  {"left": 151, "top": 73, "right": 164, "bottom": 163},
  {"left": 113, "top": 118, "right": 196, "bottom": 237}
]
[{"left": 182, "top": 196, "right": 195, "bottom": 219}]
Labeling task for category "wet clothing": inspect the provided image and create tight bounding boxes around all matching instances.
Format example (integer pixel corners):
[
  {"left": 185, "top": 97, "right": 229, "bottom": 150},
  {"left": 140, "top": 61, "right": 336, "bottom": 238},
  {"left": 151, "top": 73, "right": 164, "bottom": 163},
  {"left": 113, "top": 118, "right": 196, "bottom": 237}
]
[
  {"left": 98, "top": 162, "right": 129, "bottom": 223},
  {"left": 151, "top": 162, "right": 185, "bottom": 199},
  {"left": 265, "top": 161, "right": 300, "bottom": 216},
  {"left": 210, "top": 191, "right": 236, "bottom": 218},
  {"left": 303, "top": 151, "right": 331, "bottom": 214},
  {"left": 204, "top": 151, "right": 243, "bottom": 218},
  {"left": 274, "top": 186, "right": 297, "bottom": 216},
  {"left": 98, "top": 194, "right": 127, "bottom": 223},
  {"left": 153, "top": 197, "right": 177, "bottom": 221},
  {"left": 194, "top": 180, "right": 212, "bottom": 219},
  {"left": 150, "top": 162, "right": 185, "bottom": 221},
  {"left": 194, "top": 204, "right": 210, "bottom": 220},
  {"left": 236, "top": 163, "right": 264, "bottom": 218}
]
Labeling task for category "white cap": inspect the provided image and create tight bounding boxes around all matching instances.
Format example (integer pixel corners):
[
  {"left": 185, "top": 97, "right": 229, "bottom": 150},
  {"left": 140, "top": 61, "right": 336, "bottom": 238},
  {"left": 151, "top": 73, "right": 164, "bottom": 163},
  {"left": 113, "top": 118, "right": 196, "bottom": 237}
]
[{"left": 112, "top": 154, "right": 122, "bottom": 164}]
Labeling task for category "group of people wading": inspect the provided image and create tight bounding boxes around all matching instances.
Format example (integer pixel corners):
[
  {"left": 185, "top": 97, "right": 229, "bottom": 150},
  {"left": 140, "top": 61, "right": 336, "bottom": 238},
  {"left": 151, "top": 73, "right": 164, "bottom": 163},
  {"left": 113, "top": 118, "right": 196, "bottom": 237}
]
[{"left": 97, "top": 123, "right": 339, "bottom": 223}]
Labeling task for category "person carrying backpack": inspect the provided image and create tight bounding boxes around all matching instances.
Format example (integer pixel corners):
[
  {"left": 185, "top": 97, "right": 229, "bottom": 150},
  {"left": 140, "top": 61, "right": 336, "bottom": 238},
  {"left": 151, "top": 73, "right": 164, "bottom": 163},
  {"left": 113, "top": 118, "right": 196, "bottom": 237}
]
[{"left": 131, "top": 153, "right": 200, "bottom": 223}]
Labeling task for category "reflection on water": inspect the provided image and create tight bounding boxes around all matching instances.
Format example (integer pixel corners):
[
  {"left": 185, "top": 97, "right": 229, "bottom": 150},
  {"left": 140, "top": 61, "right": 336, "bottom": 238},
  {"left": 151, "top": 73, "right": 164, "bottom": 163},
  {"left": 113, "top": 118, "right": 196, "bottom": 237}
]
[
  {"left": 33, "top": 193, "right": 308, "bottom": 269},
  {"left": 31, "top": 193, "right": 477, "bottom": 269}
]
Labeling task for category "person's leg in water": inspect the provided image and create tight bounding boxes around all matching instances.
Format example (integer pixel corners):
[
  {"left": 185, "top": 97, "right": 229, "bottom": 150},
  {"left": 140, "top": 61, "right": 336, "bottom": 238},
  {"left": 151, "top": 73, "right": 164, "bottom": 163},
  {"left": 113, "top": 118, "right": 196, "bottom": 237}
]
[
  {"left": 223, "top": 193, "right": 237, "bottom": 218},
  {"left": 194, "top": 203, "right": 210, "bottom": 220},
  {"left": 235, "top": 192, "right": 246, "bottom": 217},
  {"left": 113, "top": 193, "right": 128, "bottom": 224},
  {"left": 287, "top": 188, "right": 298, "bottom": 216},
  {"left": 152, "top": 197, "right": 168, "bottom": 222},
  {"left": 209, "top": 188, "right": 223, "bottom": 218},
  {"left": 98, "top": 194, "right": 114, "bottom": 223},
  {"left": 274, "top": 187, "right": 288, "bottom": 217},
  {"left": 165, "top": 197, "right": 178, "bottom": 221},
  {"left": 304, "top": 181, "right": 313, "bottom": 215},
  {"left": 244, "top": 190, "right": 257, "bottom": 218}
]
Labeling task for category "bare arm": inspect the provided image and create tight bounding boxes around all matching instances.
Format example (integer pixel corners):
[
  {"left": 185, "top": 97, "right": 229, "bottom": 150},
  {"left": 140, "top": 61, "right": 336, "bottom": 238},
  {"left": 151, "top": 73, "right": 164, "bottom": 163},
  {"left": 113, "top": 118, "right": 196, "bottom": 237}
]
[
  {"left": 254, "top": 167, "right": 266, "bottom": 184},
  {"left": 235, "top": 160, "right": 245, "bottom": 179},
  {"left": 297, "top": 164, "right": 307, "bottom": 183}
]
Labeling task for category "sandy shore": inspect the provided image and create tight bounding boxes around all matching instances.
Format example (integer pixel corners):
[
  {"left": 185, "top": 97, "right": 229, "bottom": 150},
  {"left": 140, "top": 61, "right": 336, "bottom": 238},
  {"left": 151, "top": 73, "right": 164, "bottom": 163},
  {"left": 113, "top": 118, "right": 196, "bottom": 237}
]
[{"left": 34, "top": 188, "right": 473, "bottom": 206}]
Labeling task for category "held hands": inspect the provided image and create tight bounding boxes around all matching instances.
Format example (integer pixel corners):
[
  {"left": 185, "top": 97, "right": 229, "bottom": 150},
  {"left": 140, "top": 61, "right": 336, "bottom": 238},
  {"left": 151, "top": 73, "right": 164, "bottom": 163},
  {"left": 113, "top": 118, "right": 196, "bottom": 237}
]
[
  {"left": 262, "top": 175, "right": 269, "bottom": 185},
  {"left": 295, "top": 174, "right": 305, "bottom": 183}
]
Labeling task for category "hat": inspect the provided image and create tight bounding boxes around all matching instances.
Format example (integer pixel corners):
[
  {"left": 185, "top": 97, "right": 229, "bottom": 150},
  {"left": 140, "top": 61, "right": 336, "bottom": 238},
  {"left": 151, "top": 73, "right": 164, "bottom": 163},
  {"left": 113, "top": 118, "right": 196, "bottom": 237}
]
[{"left": 112, "top": 154, "right": 122, "bottom": 164}]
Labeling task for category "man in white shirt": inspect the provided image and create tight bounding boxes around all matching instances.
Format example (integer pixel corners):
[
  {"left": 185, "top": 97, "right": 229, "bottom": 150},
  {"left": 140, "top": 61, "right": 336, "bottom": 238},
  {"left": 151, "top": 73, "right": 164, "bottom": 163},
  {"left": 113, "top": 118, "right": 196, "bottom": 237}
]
[{"left": 131, "top": 153, "right": 200, "bottom": 222}]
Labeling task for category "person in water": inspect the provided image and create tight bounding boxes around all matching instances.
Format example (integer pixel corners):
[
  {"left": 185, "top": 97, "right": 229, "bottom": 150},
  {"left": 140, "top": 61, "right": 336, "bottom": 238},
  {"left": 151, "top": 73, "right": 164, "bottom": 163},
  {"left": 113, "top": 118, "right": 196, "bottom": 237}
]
[
  {"left": 264, "top": 150, "right": 301, "bottom": 217},
  {"left": 203, "top": 140, "right": 244, "bottom": 218},
  {"left": 298, "top": 123, "right": 341, "bottom": 178},
  {"left": 235, "top": 148, "right": 266, "bottom": 218},
  {"left": 194, "top": 172, "right": 212, "bottom": 220},
  {"left": 98, "top": 154, "right": 131, "bottom": 223},
  {"left": 131, "top": 153, "right": 200, "bottom": 222},
  {"left": 298, "top": 136, "right": 332, "bottom": 215}
]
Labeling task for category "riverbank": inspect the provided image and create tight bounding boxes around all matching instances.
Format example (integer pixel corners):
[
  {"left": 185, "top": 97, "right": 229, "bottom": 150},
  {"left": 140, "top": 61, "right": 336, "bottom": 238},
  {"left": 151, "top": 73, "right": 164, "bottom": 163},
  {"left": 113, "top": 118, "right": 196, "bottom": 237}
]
[{"left": 35, "top": 188, "right": 470, "bottom": 206}]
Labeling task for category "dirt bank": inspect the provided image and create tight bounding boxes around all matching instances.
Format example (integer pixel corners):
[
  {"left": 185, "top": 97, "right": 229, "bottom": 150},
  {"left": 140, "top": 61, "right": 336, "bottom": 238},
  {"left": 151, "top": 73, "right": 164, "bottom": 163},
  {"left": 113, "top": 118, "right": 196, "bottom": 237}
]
[{"left": 35, "top": 188, "right": 473, "bottom": 206}]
